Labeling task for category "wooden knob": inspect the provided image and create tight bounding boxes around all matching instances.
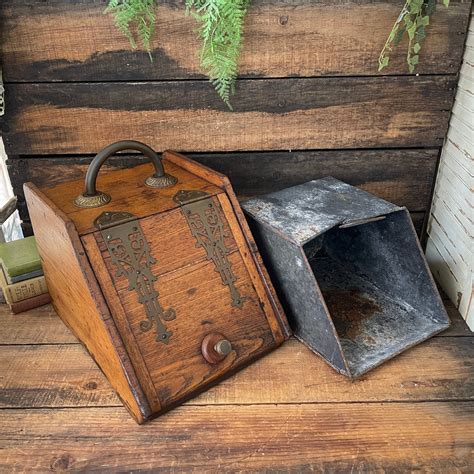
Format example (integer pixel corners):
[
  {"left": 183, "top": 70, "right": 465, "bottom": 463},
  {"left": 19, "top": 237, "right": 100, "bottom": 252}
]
[{"left": 201, "top": 333, "right": 233, "bottom": 364}]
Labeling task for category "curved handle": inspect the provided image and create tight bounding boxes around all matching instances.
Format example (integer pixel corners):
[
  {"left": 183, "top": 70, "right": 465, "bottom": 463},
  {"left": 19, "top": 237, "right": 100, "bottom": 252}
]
[
  {"left": 85, "top": 140, "right": 165, "bottom": 196},
  {"left": 74, "top": 140, "right": 177, "bottom": 208}
]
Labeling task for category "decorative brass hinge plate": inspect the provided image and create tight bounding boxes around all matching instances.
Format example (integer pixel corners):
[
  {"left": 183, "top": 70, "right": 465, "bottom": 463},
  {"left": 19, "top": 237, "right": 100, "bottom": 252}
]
[
  {"left": 174, "top": 191, "right": 244, "bottom": 309},
  {"left": 95, "top": 211, "right": 176, "bottom": 344}
]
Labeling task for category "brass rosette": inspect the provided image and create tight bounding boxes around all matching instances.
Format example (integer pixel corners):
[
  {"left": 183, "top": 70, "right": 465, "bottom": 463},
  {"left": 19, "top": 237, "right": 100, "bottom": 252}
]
[
  {"left": 145, "top": 173, "right": 178, "bottom": 189},
  {"left": 73, "top": 191, "right": 111, "bottom": 208}
]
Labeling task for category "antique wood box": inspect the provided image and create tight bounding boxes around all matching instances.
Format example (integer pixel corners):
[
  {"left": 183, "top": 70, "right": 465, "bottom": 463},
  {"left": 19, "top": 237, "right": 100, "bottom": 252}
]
[
  {"left": 24, "top": 141, "right": 289, "bottom": 423},
  {"left": 242, "top": 178, "right": 450, "bottom": 378}
]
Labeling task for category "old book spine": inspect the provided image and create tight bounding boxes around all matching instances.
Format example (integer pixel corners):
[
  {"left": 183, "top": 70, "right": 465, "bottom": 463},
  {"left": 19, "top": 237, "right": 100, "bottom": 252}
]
[
  {"left": 0, "top": 236, "right": 42, "bottom": 278},
  {"left": 2, "top": 275, "right": 48, "bottom": 304},
  {"left": 10, "top": 293, "right": 51, "bottom": 314}
]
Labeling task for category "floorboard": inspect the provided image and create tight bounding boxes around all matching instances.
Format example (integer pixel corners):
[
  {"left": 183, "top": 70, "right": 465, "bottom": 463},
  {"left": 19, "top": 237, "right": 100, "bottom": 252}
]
[
  {"left": 0, "top": 299, "right": 472, "bottom": 471},
  {"left": 1, "top": 337, "right": 473, "bottom": 409},
  {"left": 0, "top": 403, "right": 472, "bottom": 472}
]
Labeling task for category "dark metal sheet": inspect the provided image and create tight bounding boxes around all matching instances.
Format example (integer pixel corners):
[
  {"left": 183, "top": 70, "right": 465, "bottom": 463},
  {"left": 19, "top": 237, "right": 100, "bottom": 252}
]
[
  {"left": 246, "top": 218, "right": 348, "bottom": 374},
  {"left": 242, "top": 177, "right": 402, "bottom": 245},
  {"left": 242, "top": 179, "right": 450, "bottom": 378}
]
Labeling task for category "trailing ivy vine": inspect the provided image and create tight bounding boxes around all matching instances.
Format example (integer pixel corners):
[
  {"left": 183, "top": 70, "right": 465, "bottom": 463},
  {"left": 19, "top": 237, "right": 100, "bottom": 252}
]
[{"left": 378, "top": 0, "right": 449, "bottom": 73}]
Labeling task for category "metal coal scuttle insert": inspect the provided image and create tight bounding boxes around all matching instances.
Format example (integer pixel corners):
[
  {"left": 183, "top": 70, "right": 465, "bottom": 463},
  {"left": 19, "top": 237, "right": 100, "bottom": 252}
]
[{"left": 242, "top": 177, "right": 450, "bottom": 378}]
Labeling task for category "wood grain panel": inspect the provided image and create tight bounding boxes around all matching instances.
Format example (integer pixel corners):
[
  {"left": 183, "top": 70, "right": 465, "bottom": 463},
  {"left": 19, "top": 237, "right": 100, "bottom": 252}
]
[
  {"left": 2, "top": 76, "right": 455, "bottom": 155},
  {"left": 92, "top": 202, "right": 237, "bottom": 279},
  {"left": 8, "top": 148, "right": 440, "bottom": 213},
  {"left": 90, "top": 237, "right": 276, "bottom": 407},
  {"left": 23, "top": 183, "right": 151, "bottom": 422},
  {"left": 0, "top": 403, "right": 472, "bottom": 471},
  {"left": 1, "top": 0, "right": 470, "bottom": 81},
  {"left": 40, "top": 161, "right": 222, "bottom": 235},
  {"left": 1, "top": 337, "right": 472, "bottom": 408}
]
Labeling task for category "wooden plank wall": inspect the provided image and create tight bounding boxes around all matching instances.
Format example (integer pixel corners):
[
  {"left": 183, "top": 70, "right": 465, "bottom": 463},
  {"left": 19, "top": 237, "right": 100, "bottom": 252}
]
[{"left": 0, "top": 0, "right": 472, "bottom": 233}]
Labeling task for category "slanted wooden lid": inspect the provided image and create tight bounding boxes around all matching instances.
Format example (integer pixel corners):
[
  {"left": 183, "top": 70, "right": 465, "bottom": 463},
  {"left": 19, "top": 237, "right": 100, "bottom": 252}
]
[{"left": 39, "top": 155, "right": 223, "bottom": 235}]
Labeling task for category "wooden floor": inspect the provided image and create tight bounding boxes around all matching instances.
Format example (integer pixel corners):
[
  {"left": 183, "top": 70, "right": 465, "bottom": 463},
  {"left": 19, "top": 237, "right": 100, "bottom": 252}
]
[{"left": 0, "top": 298, "right": 473, "bottom": 472}]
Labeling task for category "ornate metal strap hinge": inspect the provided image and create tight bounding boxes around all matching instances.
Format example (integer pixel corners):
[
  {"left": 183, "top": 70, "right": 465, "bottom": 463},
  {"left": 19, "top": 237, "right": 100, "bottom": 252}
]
[
  {"left": 94, "top": 211, "right": 176, "bottom": 344},
  {"left": 174, "top": 190, "right": 244, "bottom": 309}
]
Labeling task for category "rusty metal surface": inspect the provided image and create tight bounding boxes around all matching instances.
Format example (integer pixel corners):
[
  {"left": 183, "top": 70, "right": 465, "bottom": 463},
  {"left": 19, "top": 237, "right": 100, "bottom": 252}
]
[{"left": 242, "top": 178, "right": 450, "bottom": 378}]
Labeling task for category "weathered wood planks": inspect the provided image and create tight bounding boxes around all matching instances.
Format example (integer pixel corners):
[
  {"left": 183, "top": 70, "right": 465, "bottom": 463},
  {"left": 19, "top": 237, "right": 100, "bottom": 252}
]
[
  {"left": 0, "top": 299, "right": 472, "bottom": 410},
  {"left": 1, "top": 337, "right": 473, "bottom": 408},
  {"left": 8, "top": 148, "right": 440, "bottom": 211},
  {"left": 8, "top": 149, "right": 438, "bottom": 235},
  {"left": 0, "top": 403, "right": 472, "bottom": 471},
  {"left": 2, "top": 76, "right": 456, "bottom": 155},
  {"left": 0, "top": 344, "right": 121, "bottom": 408},
  {"left": 2, "top": 1, "right": 469, "bottom": 228},
  {"left": 0, "top": 299, "right": 472, "bottom": 471},
  {"left": 0, "top": 304, "right": 76, "bottom": 344},
  {"left": 1, "top": 0, "right": 470, "bottom": 81}
]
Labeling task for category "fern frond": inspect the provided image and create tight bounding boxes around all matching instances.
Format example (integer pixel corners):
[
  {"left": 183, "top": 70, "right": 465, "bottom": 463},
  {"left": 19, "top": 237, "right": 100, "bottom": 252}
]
[
  {"left": 187, "top": 0, "right": 250, "bottom": 108},
  {"left": 105, "top": 0, "right": 157, "bottom": 60}
]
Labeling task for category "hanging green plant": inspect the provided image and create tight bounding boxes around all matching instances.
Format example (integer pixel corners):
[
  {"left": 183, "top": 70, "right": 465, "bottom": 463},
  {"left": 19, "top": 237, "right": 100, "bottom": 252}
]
[
  {"left": 106, "top": 0, "right": 249, "bottom": 108},
  {"left": 105, "top": 0, "right": 450, "bottom": 107},
  {"left": 378, "top": 0, "right": 449, "bottom": 73},
  {"left": 105, "top": 0, "right": 157, "bottom": 60},
  {"left": 186, "top": 0, "right": 250, "bottom": 109}
]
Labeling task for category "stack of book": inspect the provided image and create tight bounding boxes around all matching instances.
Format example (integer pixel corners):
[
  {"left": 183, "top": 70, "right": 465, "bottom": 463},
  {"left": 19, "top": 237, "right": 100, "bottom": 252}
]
[{"left": 0, "top": 236, "right": 50, "bottom": 313}]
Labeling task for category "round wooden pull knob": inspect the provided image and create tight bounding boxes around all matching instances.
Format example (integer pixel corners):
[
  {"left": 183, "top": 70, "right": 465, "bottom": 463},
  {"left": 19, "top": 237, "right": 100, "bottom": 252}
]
[{"left": 201, "top": 333, "right": 233, "bottom": 364}]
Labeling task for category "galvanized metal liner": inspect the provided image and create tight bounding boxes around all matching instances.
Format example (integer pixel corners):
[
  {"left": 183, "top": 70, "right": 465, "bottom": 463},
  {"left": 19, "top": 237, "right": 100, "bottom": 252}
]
[
  {"left": 242, "top": 178, "right": 450, "bottom": 378},
  {"left": 304, "top": 210, "right": 450, "bottom": 377}
]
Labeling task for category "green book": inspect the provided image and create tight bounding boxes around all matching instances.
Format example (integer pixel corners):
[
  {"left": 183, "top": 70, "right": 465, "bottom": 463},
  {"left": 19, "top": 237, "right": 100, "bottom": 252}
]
[{"left": 0, "top": 236, "right": 42, "bottom": 283}]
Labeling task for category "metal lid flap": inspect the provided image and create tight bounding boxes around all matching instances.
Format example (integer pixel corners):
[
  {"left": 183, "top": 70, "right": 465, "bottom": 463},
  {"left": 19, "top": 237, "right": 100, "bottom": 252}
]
[{"left": 242, "top": 177, "right": 403, "bottom": 244}]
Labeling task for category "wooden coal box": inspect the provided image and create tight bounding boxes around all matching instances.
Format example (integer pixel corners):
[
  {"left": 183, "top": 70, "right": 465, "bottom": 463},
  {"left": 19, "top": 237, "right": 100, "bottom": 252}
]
[{"left": 24, "top": 141, "right": 289, "bottom": 423}]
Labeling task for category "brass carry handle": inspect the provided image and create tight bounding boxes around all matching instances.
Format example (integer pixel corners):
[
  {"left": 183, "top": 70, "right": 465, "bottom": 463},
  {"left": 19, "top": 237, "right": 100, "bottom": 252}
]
[{"left": 73, "top": 140, "right": 177, "bottom": 208}]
